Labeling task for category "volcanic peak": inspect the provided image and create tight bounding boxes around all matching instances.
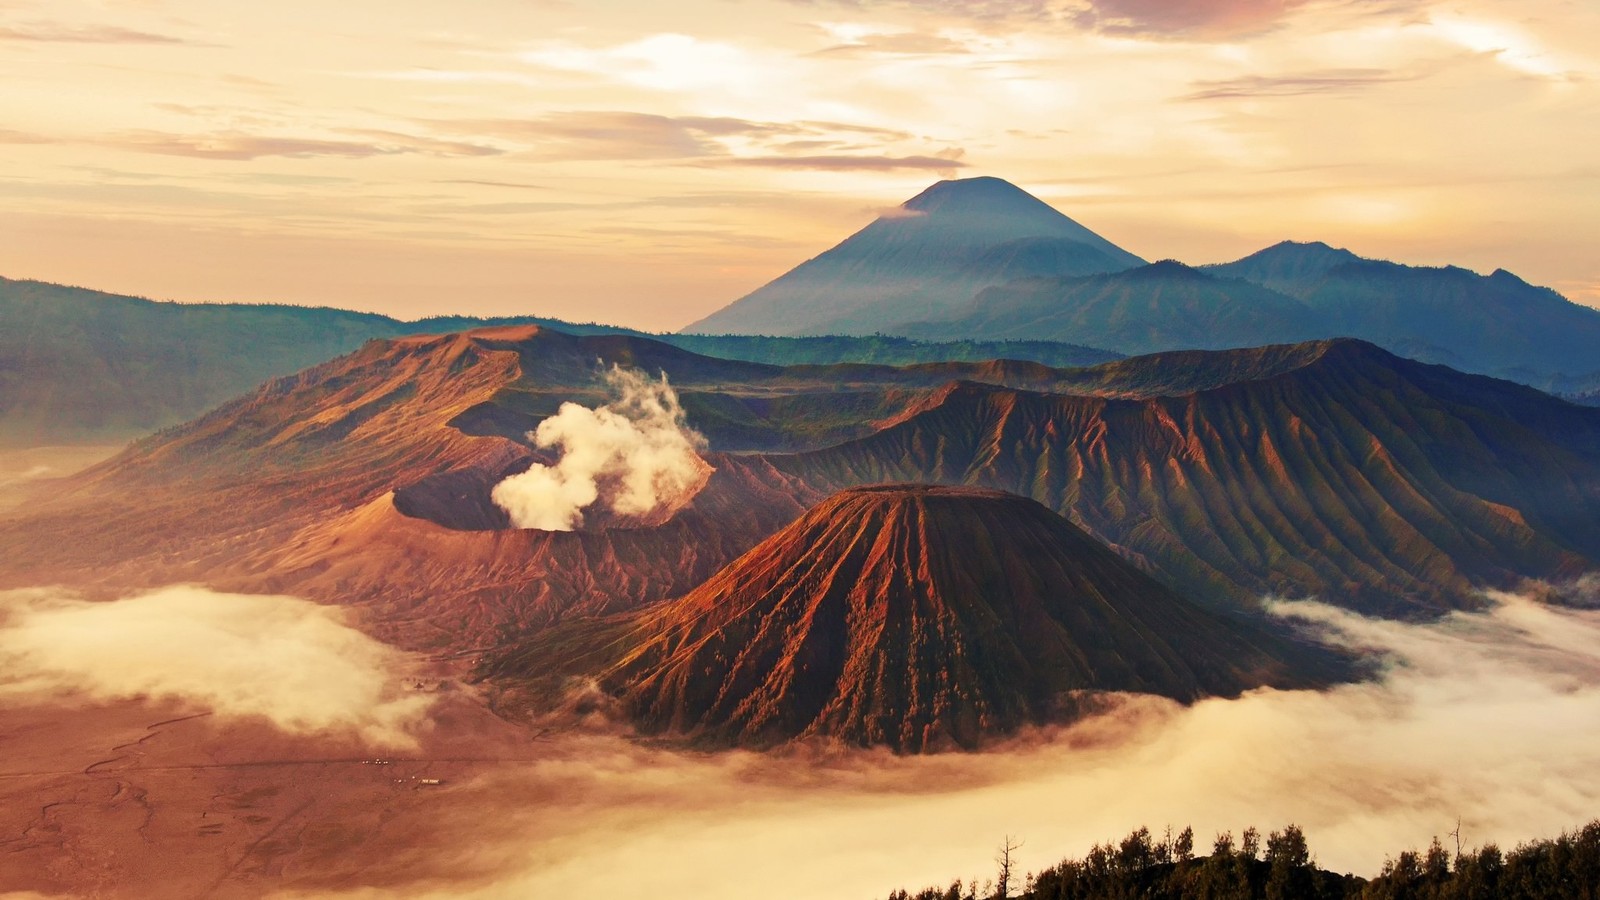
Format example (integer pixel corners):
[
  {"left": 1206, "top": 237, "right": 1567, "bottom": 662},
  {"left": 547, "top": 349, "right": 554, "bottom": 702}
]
[{"left": 539, "top": 483, "right": 1343, "bottom": 751}]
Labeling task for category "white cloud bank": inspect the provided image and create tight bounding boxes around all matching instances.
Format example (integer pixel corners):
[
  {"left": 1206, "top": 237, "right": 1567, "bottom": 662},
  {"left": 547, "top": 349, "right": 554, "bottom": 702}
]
[
  {"left": 491, "top": 366, "right": 710, "bottom": 531},
  {"left": 0, "top": 585, "right": 434, "bottom": 748},
  {"left": 275, "top": 590, "right": 1600, "bottom": 900}
]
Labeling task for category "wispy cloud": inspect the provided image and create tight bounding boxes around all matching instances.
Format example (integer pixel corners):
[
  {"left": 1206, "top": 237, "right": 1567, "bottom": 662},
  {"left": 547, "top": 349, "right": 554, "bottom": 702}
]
[
  {"left": 813, "top": 29, "right": 980, "bottom": 57},
  {"left": 715, "top": 152, "right": 968, "bottom": 174},
  {"left": 799, "top": 120, "right": 916, "bottom": 141},
  {"left": 438, "top": 112, "right": 745, "bottom": 160},
  {"left": 1075, "top": 0, "right": 1309, "bottom": 38},
  {"left": 341, "top": 128, "right": 503, "bottom": 158},
  {"left": 1182, "top": 67, "right": 1417, "bottom": 100},
  {"left": 790, "top": 0, "right": 1058, "bottom": 21},
  {"left": 1425, "top": 14, "right": 1589, "bottom": 81},
  {"left": 429, "top": 112, "right": 928, "bottom": 165},
  {"left": 439, "top": 179, "right": 552, "bottom": 191},
  {"left": 788, "top": 0, "right": 1339, "bottom": 39},
  {"left": 108, "top": 132, "right": 397, "bottom": 160},
  {"left": 0, "top": 21, "right": 197, "bottom": 44},
  {"left": 104, "top": 129, "right": 500, "bottom": 161},
  {"left": 518, "top": 33, "right": 776, "bottom": 94},
  {"left": 0, "top": 127, "right": 49, "bottom": 144}
]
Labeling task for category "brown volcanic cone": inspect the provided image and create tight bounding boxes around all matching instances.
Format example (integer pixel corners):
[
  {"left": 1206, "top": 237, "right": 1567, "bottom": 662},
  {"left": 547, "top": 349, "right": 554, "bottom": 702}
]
[{"left": 493, "top": 484, "right": 1344, "bottom": 752}]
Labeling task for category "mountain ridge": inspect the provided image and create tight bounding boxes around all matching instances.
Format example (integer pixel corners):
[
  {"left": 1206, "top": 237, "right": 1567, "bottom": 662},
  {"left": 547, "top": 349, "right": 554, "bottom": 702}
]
[
  {"left": 683, "top": 180, "right": 1598, "bottom": 386},
  {"left": 0, "top": 274, "right": 1118, "bottom": 444}
]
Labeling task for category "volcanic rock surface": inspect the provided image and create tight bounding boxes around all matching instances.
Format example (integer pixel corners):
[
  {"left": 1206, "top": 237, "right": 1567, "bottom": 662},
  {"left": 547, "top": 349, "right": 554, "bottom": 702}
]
[{"left": 490, "top": 485, "right": 1346, "bottom": 752}]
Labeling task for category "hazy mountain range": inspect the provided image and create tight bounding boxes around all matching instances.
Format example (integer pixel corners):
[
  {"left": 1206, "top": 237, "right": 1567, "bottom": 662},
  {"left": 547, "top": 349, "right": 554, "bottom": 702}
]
[
  {"left": 691, "top": 177, "right": 1600, "bottom": 392},
  {"left": 0, "top": 275, "right": 1116, "bottom": 444}
]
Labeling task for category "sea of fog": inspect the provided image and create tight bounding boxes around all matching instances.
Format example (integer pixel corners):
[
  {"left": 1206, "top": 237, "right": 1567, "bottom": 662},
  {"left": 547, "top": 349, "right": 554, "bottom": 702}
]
[{"left": 3, "top": 582, "right": 1599, "bottom": 899}]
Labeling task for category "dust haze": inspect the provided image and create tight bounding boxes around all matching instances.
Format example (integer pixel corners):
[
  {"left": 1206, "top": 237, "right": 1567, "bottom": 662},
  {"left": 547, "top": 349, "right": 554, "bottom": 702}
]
[
  {"left": 0, "top": 585, "right": 434, "bottom": 748},
  {"left": 491, "top": 366, "right": 710, "bottom": 531},
  {"left": 269, "top": 590, "right": 1600, "bottom": 900}
]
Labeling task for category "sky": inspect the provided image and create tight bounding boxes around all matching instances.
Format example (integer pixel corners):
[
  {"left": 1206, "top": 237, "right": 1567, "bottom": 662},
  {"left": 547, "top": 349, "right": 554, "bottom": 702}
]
[{"left": 2, "top": 0, "right": 1597, "bottom": 331}]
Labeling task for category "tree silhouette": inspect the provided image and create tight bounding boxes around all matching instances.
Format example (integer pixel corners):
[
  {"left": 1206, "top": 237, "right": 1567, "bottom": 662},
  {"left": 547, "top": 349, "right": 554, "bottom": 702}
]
[{"left": 995, "top": 836, "right": 1024, "bottom": 899}]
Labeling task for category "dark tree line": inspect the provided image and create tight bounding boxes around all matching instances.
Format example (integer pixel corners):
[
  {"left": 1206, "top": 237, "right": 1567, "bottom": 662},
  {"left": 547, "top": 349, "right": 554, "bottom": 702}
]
[{"left": 885, "top": 820, "right": 1600, "bottom": 900}]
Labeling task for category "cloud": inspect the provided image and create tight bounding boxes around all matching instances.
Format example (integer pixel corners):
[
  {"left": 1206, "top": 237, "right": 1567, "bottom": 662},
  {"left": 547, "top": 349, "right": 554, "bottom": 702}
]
[
  {"left": 581, "top": 224, "right": 796, "bottom": 250},
  {"left": 279, "top": 590, "right": 1600, "bottom": 899},
  {"left": 716, "top": 152, "right": 969, "bottom": 174},
  {"left": 788, "top": 0, "right": 1329, "bottom": 38},
  {"left": 0, "top": 586, "right": 434, "bottom": 748},
  {"left": 814, "top": 29, "right": 981, "bottom": 57},
  {"left": 340, "top": 129, "right": 503, "bottom": 158},
  {"left": 104, "top": 129, "right": 499, "bottom": 161},
  {"left": 109, "top": 132, "right": 402, "bottom": 160},
  {"left": 799, "top": 120, "right": 917, "bottom": 141},
  {"left": 436, "top": 112, "right": 786, "bottom": 161},
  {"left": 438, "top": 179, "right": 552, "bottom": 191},
  {"left": 874, "top": 205, "right": 932, "bottom": 219},
  {"left": 431, "top": 112, "right": 932, "bottom": 167},
  {"left": 1517, "top": 573, "right": 1600, "bottom": 609},
  {"left": 790, "top": 0, "right": 1059, "bottom": 21},
  {"left": 1425, "top": 14, "right": 1585, "bottom": 80},
  {"left": 491, "top": 366, "right": 710, "bottom": 531},
  {"left": 518, "top": 33, "right": 773, "bottom": 94},
  {"left": 1077, "top": 0, "right": 1309, "bottom": 38},
  {"left": 1182, "top": 67, "right": 1416, "bottom": 100},
  {"left": 0, "top": 128, "right": 50, "bottom": 144},
  {"left": 9, "top": 582, "right": 1600, "bottom": 897},
  {"left": 0, "top": 22, "right": 194, "bottom": 44}
]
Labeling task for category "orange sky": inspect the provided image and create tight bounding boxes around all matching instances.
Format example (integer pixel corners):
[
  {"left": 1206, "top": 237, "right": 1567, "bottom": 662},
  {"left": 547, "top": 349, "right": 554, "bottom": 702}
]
[{"left": 2, "top": 0, "right": 1597, "bottom": 330}]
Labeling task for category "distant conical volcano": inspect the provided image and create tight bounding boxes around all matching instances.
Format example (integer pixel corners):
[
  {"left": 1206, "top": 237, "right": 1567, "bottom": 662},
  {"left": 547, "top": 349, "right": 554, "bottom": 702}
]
[
  {"left": 684, "top": 176, "right": 1144, "bottom": 337},
  {"left": 490, "top": 484, "right": 1344, "bottom": 751}
]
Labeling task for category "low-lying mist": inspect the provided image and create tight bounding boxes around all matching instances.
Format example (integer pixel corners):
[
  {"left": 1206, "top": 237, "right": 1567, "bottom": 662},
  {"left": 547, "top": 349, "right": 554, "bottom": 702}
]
[
  {"left": 8, "top": 582, "right": 1598, "bottom": 900},
  {"left": 279, "top": 590, "right": 1600, "bottom": 900},
  {"left": 0, "top": 585, "right": 434, "bottom": 748},
  {"left": 491, "top": 366, "right": 710, "bottom": 531}
]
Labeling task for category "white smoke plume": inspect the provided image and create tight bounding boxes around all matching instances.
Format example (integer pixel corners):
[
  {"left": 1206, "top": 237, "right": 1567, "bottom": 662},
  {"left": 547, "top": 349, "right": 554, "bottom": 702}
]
[
  {"left": 491, "top": 366, "right": 709, "bottom": 531},
  {"left": 0, "top": 585, "right": 434, "bottom": 748}
]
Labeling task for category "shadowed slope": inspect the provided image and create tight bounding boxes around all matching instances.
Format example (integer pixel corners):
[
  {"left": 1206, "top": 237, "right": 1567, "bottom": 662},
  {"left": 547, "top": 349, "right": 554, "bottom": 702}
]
[
  {"left": 489, "top": 485, "right": 1343, "bottom": 752},
  {"left": 769, "top": 341, "right": 1600, "bottom": 614},
  {"left": 904, "top": 260, "right": 1323, "bottom": 355}
]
